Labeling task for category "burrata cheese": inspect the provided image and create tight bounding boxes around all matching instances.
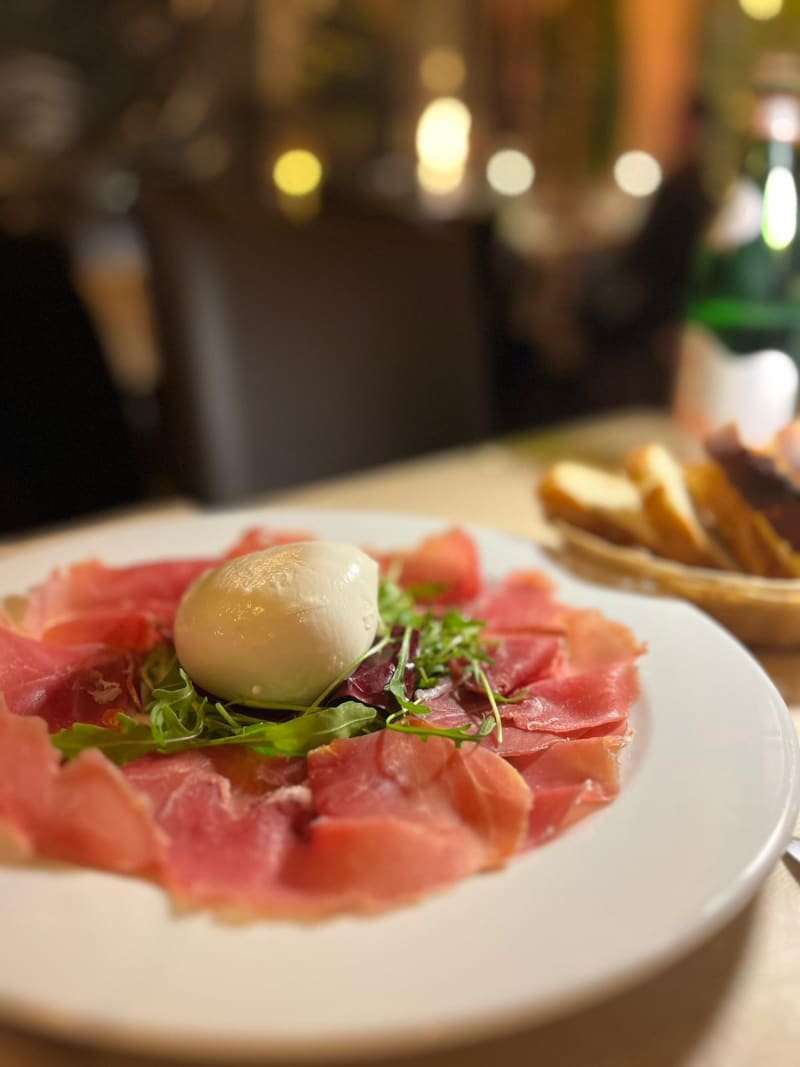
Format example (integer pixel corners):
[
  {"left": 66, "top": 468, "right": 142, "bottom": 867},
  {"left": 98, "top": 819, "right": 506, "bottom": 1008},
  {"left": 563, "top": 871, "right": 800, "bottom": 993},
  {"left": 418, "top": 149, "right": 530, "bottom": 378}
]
[{"left": 174, "top": 541, "right": 379, "bottom": 705}]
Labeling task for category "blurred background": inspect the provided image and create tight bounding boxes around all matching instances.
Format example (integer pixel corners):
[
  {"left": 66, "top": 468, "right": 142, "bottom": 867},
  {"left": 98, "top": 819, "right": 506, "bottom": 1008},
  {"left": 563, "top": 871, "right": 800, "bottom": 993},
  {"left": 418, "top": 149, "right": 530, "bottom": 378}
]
[{"left": 1, "top": 0, "right": 799, "bottom": 534}]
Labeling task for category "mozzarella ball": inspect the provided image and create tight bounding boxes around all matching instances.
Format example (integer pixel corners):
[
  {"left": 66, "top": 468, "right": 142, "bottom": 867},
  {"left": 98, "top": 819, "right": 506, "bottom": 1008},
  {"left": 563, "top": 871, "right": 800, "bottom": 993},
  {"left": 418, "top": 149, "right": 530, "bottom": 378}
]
[{"left": 174, "top": 541, "right": 379, "bottom": 706}]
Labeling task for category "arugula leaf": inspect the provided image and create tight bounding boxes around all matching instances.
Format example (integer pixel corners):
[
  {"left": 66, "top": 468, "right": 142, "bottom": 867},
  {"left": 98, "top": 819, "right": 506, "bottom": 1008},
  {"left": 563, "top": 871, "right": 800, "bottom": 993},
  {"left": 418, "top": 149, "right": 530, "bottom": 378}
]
[
  {"left": 51, "top": 701, "right": 377, "bottom": 766},
  {"left": 384, "top": 709, "right": 496, "bottom": 747},
  {"left": 379, "top": 580, "right": 503, "bottom": 744},
  {"left": 51, "top": 713, "right": 161, "bottom": 763},
  {"left": 245, "top": 702, "right": 377, "bottom": 756}
]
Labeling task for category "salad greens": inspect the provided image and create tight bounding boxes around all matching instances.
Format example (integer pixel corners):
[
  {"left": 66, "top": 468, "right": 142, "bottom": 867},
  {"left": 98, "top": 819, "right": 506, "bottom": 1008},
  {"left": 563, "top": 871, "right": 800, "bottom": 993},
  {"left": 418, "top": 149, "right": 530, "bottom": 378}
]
[{"left": 51, "top": 578, "right": 503, "bottom": 766}]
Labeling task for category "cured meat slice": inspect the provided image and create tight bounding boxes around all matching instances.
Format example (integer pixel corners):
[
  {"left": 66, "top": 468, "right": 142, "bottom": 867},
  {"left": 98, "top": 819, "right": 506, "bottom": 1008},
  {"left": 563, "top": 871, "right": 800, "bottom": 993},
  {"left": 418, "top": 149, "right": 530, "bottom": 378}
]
[
  {"left": 463, "top": 571, "right": 565, "bottom": 632},
  {"left": 308, "top": 730, "right": 530, "bottom": 867},
  {"left": 123, "top": 733, "right": 531, "bottom": 915},
  {"left": 21, "top": 558, "right": 214, "bottom": 651},
  {"left": 420, "top": 690, "right": 564, "bottom": 758},
  {"left": 0, "top": 525, "right": 640, "bottom": 918},
  {"left": 377, "top": 528, "right": 482, "bottom": 604},
  {"left": 422, "top": 659, "right": 637, "bottom": 749},
  {"left": 124, "top": 750, "right": 311, "bottom": 911},
  {"left": 18, "top": 529, "right": 315, "bottom": 652},
  {"left": 562, "top": 609, "right": 645, "bottom": 674},
  {"left": 0, "top": 699, "right": 60, "bottom": 843},
  {"left": 0, "top": 703, "right": 164, "bottom": 874},
  {"left": 501, "top": 661, "right": 638, "bottom": 736},
  {"left": 470, "top": 633, "right": 562, "bottom": 695},
  {"left": 510, "top": 736, "right": 624, "bottom": 846},
  {"left": 0, "top": 625, "right": 139, "bottom": 729}
]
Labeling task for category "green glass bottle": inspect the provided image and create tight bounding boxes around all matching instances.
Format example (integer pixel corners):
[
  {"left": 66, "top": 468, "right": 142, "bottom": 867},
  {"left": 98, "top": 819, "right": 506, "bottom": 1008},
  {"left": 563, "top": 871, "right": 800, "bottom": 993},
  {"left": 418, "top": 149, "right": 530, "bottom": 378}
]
[{"left": 675, "top": 54, "right": 800, "bottom": 442}]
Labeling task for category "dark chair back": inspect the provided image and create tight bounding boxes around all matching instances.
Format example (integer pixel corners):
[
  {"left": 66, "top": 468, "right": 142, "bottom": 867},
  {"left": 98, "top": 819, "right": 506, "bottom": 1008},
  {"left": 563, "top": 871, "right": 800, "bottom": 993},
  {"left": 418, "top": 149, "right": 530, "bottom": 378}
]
[{"left": 139, "top": 189, "right": 492, "bottom": 503}]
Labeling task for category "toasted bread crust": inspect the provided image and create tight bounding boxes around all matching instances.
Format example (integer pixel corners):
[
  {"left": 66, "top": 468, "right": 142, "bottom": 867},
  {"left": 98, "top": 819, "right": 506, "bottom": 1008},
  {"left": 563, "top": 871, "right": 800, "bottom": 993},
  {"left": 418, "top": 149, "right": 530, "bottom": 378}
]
[
  {"left": 624, "top": 444, "right": 732, "bottom": 569},
  {"left": 685, "top": 462, "right": 800, "bottom": 578}
]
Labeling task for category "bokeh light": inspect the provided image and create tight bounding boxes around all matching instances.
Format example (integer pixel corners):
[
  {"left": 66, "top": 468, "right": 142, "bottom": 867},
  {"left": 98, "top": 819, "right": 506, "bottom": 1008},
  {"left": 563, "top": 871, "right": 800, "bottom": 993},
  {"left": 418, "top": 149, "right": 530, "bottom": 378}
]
[
  {"left": 762, "top": 165, "right": 797, "bottom": 250},
  {"left": 738, "top": 0, "right": 783, "bottom": 20},
  {"left": 415, "top": 97, "right": 471, "bottom": 172},
  {"left": 486, "top": 149, "right": 535, "bottom": 196},
  {"left": 272, "top": 149, "right": 323, "bottom": 197},
  {"left": 416, "top": 161, "right": 465, "bottom": 195},
  {"left": 613, "top": 150, "right": 662, "bottom": 197}
]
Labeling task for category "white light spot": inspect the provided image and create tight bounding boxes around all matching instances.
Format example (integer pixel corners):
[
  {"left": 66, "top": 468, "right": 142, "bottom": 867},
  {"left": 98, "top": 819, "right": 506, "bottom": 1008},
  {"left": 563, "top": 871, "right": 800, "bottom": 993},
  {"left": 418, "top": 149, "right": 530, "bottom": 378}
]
[
  {"left": 486, "top": 149, "right": 535, "bottom": 196},
  {"left": 762, "top": 165, "right": 797, "bottom": 250},
  {"left": 416, "top": 97, "right": 471, "bottom": 173},
  {"left": 613, "top": 150, "right": 662, "bottom": 198}
]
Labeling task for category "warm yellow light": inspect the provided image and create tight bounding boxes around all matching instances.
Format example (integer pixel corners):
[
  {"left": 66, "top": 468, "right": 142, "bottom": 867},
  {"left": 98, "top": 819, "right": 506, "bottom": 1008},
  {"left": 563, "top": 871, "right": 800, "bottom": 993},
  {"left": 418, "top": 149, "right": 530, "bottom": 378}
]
[
  {"left": 416, "top": 161, "right": 465, "bottom": 195},
  {"left": 738, "top": 0, "right": 783, "bottom": 20},
  {"left": 613, "top": 150, "right": 662, "bottom": 197},
  {"left": 762, "top": 165, "right": 797, "bottom": 249},
  {"left": 272, "top": 149, "right": 323, "bottom": 197},
  {"left": 415, "top": 97, "right": 471, "bottom": 173},
  {"left": 419, "top": 48, "right": 466, "bottom": 93},
  {"left": 486, "top": 149, "right": 535, "bottom": 196}
]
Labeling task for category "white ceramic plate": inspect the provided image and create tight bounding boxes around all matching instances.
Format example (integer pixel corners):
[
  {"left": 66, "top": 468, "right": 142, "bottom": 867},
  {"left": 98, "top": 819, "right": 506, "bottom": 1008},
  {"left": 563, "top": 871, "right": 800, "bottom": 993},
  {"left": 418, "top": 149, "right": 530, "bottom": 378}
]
[{"left": 1, "top": 508, "right": 798, "bottom": 1062}]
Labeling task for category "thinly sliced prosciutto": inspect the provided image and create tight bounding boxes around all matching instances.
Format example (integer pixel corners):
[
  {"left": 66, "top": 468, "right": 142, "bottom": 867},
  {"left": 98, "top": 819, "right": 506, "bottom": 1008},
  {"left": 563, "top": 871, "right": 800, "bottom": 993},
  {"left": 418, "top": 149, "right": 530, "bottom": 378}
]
[
  {"left": 423, "top": 661, "right": 637, "bottom": 743},
  {"left": 0, "top": 702, "right": 164, "bottom": 873},
  {"left": 511, "top": 736, "right": 624, "bottom": 847},
  {"left": 0, "top": 626, "right": 139, "bottom": 728},
  {"left": 0, "top": 525, "right": 642, "bottom": 918},
  {"left": 17, "top": 528, "right": 313, "bottom": 653},
  {"left": 376, "top": 527, "right": 482, "bottom": 603},
  {"left": 500, "top": 661, "right": 638, "bottom": 735},
  {"left": 463, "top": 571, "right": 565, "bottom": 632},
  {"left": 122, "top": 732, "right": 530, "bottom": 916}
]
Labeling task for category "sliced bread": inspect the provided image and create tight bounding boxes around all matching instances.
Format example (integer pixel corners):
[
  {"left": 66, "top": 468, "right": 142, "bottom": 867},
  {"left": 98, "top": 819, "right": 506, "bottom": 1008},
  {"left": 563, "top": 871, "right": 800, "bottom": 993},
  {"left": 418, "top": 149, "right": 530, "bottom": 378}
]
[
  {"left": 624, "top": 443, "right": 733, "bottom": 569},
  {"left": 537, "top": 461, "right": 658, "bottom": 548}
]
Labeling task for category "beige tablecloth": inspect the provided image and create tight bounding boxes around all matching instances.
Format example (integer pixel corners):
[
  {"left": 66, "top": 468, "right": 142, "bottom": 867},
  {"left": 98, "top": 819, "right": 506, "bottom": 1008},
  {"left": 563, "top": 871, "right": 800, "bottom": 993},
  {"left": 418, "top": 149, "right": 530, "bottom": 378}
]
[{"left": 2, "top": 409, "right": 798, "bottom": 1067}]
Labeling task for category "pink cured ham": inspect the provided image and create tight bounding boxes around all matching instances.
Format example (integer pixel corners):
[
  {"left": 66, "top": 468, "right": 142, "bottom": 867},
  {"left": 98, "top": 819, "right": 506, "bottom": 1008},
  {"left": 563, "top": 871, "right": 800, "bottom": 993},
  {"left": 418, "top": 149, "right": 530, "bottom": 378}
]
[
  {"left": 464, "top": 574, "right": 642, "bottom": 675},
  {"left": 18, "top": 528, "right": 312, "bottom": 653},
  {"left": 463, "top": 571, "right": 565, "bottom": 632},
  {"left": 0, "top": 524, "right": 642, "bottom": 918},
  {"left": 500, "top": 661, "right": 638, "bottom": 736},
  {"left": 0, "top": 703, "right": 164, "bottom": 873},
  {"left": 376, "top": 528, "right": 483, "bottom": 604},
  {"left": 0, "top": 626, "right": 139, "bottom": 729},
  {"left": 22, "top": 558, "right": 214, "bottom": 651},
  {"left": 421, "top": 659, "right": 637, "bottom": 753},
  {"left": 418, "top": 690, "right": 562, "bottom": 758},
  {"left": 123, "top": 732, "right": 530, "bottom": 916},
  {"left": 511, "top": 736, "right": 624, "bottom": 847},
  {"left": 307, "top": 730, "right": 529, "bottom": 868},
  {"left": 562, "top": 610, "right": 646, "bottom": 674},
  {"left": 463, "top": 633, "right": 562, "bottom": 696}
]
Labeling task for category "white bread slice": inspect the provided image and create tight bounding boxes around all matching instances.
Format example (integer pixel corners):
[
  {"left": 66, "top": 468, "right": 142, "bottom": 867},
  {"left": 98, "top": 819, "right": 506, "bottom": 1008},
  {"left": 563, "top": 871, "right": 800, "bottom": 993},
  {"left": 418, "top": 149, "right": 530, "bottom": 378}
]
[
  {"left": 624, "top": 444, "right": 733, "bottom": 569},
  {"left": 537, "top": 461, "right": 658, "bottom": 548}
]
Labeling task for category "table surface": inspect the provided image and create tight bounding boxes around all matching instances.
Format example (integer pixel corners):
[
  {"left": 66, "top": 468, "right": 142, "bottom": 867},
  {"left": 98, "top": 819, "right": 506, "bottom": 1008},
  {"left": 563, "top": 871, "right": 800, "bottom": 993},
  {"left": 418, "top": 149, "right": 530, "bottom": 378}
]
[{"left": 2, "top": 408, "right": 799, "bottom": 1067}]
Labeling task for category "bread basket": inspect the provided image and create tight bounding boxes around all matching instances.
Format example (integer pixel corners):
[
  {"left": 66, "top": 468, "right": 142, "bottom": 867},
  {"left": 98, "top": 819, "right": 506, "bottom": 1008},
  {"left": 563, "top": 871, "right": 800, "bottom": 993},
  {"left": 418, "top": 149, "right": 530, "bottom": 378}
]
[{"left": 552, "top": 521, "right": 800, "bottom": 649}]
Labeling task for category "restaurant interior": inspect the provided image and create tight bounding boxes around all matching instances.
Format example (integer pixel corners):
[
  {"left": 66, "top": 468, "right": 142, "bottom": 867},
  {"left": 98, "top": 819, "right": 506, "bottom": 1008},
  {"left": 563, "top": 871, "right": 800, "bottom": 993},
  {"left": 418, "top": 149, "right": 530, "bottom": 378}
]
[
  {"left": 2, "top": 5, "right": 800, "bottom": 1067},
  {"left": 2, "top": 0, "right": 796, "bottom": 534}
]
